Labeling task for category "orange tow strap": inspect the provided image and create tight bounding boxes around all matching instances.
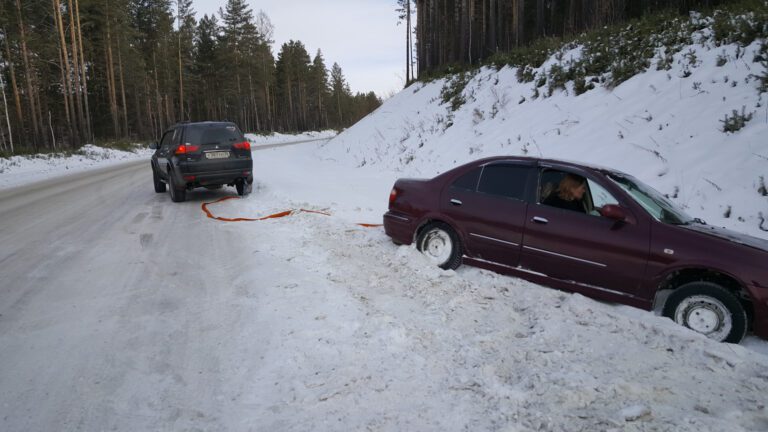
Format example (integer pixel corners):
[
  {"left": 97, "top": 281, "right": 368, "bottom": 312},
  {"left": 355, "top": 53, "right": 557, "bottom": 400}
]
[{"left": 201, "top": 196, "right": 383, "bottom": 228}]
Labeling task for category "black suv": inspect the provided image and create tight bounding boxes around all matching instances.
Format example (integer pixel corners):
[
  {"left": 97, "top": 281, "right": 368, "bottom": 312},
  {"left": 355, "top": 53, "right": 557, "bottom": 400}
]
[{"left": 150, "top": 121, "right": 253, "bottom": 202}]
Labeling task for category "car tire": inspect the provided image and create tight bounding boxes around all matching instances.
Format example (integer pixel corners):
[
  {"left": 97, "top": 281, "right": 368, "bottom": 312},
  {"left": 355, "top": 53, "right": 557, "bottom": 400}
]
[
  {"left": 153, "top": 167, "right": 166, "bottom": 193},
  {"left": 416, "top": 222, "right": 462, "bottom": 270},
  {"left": 236, "top": 180, "right": 251, "bottom": 196},
  {"left": 169, "top": 171, "right": 186, "bottom": 203},
  {"left": 662, "top": 281, "right": 747, "bottom": 343}
]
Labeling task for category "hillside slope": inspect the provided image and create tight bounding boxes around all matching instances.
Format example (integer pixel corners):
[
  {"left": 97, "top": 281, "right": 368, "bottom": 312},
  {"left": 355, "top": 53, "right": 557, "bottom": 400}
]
[{"left": 320, "top": 26, "right": 768, "bottom": 239}]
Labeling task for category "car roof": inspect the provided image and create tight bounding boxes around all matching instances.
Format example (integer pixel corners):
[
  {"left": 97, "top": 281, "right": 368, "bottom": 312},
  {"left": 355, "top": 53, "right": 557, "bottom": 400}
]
[
  {"left": 172, "top": 121, "right": 238, "bottom": 129},
  {"left": 471, "top": 155, "right": 628, "bottom": 177}
]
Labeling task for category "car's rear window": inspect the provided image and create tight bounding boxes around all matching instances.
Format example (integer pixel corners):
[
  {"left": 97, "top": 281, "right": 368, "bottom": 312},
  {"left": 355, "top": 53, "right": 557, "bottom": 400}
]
[
  {"left": 477, "top": 164, "right": 529, "bottom": 200},
  {"left": 183, "top": 125, "right": 242, "bottom": 145},
  {"left": 450, "top": 168, "right": 481, "bottom": 191}
]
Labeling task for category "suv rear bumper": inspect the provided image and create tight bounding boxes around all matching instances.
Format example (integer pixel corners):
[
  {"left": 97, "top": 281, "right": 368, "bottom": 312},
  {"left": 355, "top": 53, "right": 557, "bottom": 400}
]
[{"left": 175, "top": 159, "right": 253, "bottom": 188}]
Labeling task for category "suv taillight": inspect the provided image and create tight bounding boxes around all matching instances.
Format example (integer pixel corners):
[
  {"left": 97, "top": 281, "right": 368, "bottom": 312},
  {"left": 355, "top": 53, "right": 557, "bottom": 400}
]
[
  {"left": 175, "top": 144, "right": 200, "bottom": 155},
  {"left": 233, "top": 141, "right": 251, "bottom": 151}
]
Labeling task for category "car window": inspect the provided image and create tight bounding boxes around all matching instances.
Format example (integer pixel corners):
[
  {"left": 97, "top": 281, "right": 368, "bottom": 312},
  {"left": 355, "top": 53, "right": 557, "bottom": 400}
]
[
  {"left": 183, "top": 125, "right": 242, "bottom": 146},
  {"left": 172, "top": 128, "right": 182, "bottom": 145},
  {"left": 587, "top": 178, "right": 619, "bottom": 216},
  {"left": 477, "top": 164, "right": 528, "bottom": 200},
  {"left": 538, "top": 169, "right": 567, "bottom": 203},
  {"left": 159, "top": 130, "right": 174, "bottom": 150},
  {"left": 539, "top": 168, "right": 589, "bottom": 214},
  {"left": 450, "top": 168, "right": 481, "bottom": 191}
]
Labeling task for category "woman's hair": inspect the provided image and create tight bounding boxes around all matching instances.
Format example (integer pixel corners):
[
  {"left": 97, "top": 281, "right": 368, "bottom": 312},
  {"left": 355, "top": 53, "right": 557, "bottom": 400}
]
[{"left": 557, "top": 174, "right": 586, "bottom": 200}]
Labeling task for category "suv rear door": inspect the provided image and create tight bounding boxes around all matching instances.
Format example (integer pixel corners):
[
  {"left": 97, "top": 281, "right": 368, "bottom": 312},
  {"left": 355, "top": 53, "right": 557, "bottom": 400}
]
[{"left": 179, "top": 124, "right": 249, "bottom": 171}]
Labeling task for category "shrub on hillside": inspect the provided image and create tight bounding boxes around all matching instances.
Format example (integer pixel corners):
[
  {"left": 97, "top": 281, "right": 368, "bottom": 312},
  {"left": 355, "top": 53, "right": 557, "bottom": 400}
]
[
  {"left": 756, "top": 41, "right": 768, "bottom": 93},
  {"left": 440, "top": 72, "right": 472, "bottom": 111},
  {"left": 720, "top": 106, "right": 754, "bottom": 132},
  {"left": 547, "top": 63, "right": 570, "bottom": 95}
]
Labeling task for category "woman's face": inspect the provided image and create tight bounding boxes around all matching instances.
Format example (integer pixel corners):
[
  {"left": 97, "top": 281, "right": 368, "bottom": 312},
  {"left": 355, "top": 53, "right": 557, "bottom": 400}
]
[{"left": 573, "top": 183, "right": 586, "bottom": 200}]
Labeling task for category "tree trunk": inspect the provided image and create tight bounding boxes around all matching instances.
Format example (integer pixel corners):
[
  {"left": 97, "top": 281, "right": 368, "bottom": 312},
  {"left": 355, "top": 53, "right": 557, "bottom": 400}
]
[
  {"left": 117, "top": 38, "right": 128, "bottom": 136},
  {"left": 488, "top": 0, "right": 497, "bottom": 55},
  {"left": 106, "top": 1, "right": 120, "bottom": 137},
  {"left": 53, "top": 0, "right": 75, "bottom": 146},
  {"left": 0, "top": 69, "right": 13, "bottom": 153},
  {"left": 67, "top": 0, "right": 85, "bottom": 140},
  {"left": 405, "top": 0, "right": 411, "bottom": 83},
  {"left": 15, "top": 0, "right": 42, "bottom": 148},
  {"left": 3, "top": 28, "right": 23, "bottom": 143},
  {"left": 177, "top": 0, "right": 184, "bottom": 121},
  {"left": 153, "top": 50, "right": 163, "bottom": 136},
  {"left": 74, "top": 0, "right": 92, "bottom": 142}
]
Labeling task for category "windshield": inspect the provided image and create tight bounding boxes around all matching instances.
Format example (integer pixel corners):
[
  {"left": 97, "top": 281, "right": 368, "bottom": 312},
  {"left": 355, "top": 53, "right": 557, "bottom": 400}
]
[{"left": 608, "top": 173, "right": 693, "bottom": 225}]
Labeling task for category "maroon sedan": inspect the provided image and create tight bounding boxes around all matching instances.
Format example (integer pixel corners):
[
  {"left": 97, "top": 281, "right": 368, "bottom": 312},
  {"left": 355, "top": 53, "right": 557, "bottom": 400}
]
[{"left": 384, "top": 157, "right": 768, "bottom": 343}]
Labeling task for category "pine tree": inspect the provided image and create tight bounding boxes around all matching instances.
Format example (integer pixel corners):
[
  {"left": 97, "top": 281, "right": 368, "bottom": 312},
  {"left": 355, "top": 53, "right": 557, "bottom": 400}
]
[
  {"left": 275, "top": 40, "right": 311, "bottom": 131},
  {"left": 396, "top": 0, "right": 414, "bottom": 84},
  {"left": 328, "top": 62, "right": 352, "bottom": 129},
  {"left": 307, "top": 49, "right": 329, "bottom": 130},
  {"left": 193, "top": 14, "right": 219, "bottom": 120},
  {"left": 176, "top": 0, "right": 196, "bottom": 121}
]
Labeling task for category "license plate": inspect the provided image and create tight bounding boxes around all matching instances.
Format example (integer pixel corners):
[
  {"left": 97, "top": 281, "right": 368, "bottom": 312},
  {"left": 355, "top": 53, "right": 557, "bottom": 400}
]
[{"left": 205, "top": 151, "right": 230, "bottom": 159}]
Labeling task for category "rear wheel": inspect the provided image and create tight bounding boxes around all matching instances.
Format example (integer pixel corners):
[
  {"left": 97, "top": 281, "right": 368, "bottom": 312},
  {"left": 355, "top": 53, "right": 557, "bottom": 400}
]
[
  {"left": 169, "top": 171, "right": 186, "bottom": 203},
  {"left": 416, "top": 222, "right": 462, "bottom": 270},
  {"left": 236, "top": 179, "right": 251, "bottom": 196},
  {"left": 153, "top": 167, "right": 166, "bottom": 193},
  {"left": 662, "top": 281, "right": 747, "bottom": 343}
]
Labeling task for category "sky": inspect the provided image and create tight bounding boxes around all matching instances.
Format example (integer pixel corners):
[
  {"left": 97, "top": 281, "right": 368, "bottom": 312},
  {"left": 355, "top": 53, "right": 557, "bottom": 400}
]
[{"left": 193, "top": 0, "right": 408, "bottom": 98}]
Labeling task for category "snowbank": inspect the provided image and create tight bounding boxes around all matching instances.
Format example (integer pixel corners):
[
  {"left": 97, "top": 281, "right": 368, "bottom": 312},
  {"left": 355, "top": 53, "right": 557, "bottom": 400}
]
[
  {"left": 320, "top": 39, "right": 768, "bottom": 239},
  {"left": 246, "top": 130, "right": 337, "bottom": 147},
  {"left": 0, "top": 145, "right": 153, "bottom": 190}
]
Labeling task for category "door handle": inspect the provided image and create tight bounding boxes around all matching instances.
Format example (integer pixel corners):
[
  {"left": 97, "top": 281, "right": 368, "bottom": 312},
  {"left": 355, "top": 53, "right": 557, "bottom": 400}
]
[
  {"left": 450, "top": 199, "right": 463, "bottom": 206},
  {"left": 531, "top": 216, "right": 549, "bottom": 224}
]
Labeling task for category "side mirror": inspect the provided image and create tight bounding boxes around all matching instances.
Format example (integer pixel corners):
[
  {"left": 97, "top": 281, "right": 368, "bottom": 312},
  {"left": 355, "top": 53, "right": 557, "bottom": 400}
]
[
  {"left": 599, "top": 204, "right": 626, "bottom": 221},
  {"left": 149, "top": 141, "right": 159, "bottom": 150}
]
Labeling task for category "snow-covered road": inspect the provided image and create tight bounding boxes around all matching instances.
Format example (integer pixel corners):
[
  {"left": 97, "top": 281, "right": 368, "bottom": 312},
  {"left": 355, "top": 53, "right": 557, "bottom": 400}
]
[{"left": 0, "top": 159, "right": 279, "bottom": 429}]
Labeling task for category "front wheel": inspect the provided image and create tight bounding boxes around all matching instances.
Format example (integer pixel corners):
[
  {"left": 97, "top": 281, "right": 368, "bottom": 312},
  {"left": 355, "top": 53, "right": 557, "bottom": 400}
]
[
  {"left": 416, "top": 222, "right": 462, "bottom": 270},
  {"left": 662, "top": 281, "right": 747, "bottom": 343}
]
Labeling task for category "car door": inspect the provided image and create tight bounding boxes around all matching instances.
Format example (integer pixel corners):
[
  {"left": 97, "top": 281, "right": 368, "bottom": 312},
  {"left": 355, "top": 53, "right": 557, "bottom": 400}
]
[
  {"left": 156, "top": 128, "right": 177, "bottom": 177},
  {"left": 441, "top": 162, "right": 533, "bottom": 268},
  {"left": 519, "top": 166, "right": 651, "bottom": 299}
]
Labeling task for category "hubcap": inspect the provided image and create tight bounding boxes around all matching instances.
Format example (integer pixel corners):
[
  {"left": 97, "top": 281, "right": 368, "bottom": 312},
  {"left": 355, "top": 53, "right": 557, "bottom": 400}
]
[
  {"left": 674, "top": 295, "right": 732, "bottom": 341},
  {"left": 422, "top": 229, "right": 452, "bottom": 265}
]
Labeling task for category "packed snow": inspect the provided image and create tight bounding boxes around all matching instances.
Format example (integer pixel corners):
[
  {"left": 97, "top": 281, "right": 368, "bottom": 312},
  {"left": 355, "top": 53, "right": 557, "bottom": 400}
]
[
  {"left": 204, "top": 141, "right": 768, "bottom": 430},
  {"left": 2, "top": 23, "right": 768, "bottom": 432}
]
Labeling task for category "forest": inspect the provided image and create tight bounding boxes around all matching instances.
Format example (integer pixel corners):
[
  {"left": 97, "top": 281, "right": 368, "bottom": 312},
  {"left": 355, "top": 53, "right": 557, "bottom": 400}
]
[
  {"left": 0, "top": 0, "right": 381, "bottom": 154},
  {"left": 411, "top": 0, "right": 731, "bottom": 76}
]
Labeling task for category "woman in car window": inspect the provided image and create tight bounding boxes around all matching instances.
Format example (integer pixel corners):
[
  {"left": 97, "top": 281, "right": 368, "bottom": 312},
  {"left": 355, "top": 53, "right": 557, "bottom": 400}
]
[{"left": 543, "top": 173, "right": 587, "bottom": 213}]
